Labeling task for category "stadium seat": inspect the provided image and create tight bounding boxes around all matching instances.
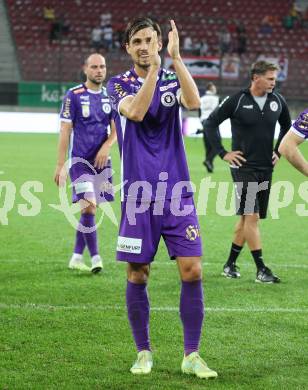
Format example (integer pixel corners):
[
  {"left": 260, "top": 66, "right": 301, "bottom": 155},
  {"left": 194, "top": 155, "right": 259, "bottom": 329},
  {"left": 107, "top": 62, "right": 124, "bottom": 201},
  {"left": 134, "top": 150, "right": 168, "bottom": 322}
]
[{"left": 4, "top": 0, "right": 307, "bottom": 99}]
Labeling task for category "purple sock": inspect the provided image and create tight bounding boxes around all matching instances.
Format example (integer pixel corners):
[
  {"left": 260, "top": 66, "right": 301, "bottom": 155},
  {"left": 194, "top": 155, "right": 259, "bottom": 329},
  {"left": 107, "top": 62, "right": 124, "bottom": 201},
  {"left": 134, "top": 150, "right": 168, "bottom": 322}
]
[
  {"left": 180, "top": 280, "right": 204, "bottom": 356},
  {"left": 126, "top": 281, "right": 151, "bottom": 352},
  {"left": 80, "top": 213, "right": 98, "bottom": 257},
  {"left": 74, "top": 221, "right": 86, "bottom": 255}
]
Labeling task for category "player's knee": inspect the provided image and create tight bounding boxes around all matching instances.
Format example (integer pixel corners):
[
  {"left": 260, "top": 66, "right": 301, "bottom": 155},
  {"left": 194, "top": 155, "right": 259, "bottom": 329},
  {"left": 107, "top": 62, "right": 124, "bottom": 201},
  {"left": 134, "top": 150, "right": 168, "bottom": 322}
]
[
  {"left": 181, "top": 261, "right": 202, "bottom": 281},
  {"left": 81, "top": 204, "right": 96, "bottom": 215},
  {"left": 245, "top": 213, "right": 259, "bottom": 225},
  {"left": 192, "top": 263, "right": 202, "bottom": 280},
  {"left": 127, "top": 263, "right": 150, "bottom": 283},
  {"left": 80, "top": 198, "right": 97, "bottom": 214}
]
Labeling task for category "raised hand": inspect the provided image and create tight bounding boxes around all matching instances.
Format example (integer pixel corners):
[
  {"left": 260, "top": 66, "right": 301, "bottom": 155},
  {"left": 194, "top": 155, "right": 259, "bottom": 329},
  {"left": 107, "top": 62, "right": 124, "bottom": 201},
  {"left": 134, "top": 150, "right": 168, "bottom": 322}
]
[
  {"left": 167, "top": 19, "right": 180, "bottom": 60},
  {"left": 148, "top": 30, "right": 161, "bottom": 69}
]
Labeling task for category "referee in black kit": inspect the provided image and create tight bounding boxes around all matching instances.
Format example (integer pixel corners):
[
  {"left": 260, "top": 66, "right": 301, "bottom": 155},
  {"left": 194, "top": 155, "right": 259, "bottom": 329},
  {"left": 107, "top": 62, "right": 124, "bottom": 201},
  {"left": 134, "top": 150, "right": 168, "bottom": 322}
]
[{"left": 205, "top": 60, "right": 291, "bottom": 283}]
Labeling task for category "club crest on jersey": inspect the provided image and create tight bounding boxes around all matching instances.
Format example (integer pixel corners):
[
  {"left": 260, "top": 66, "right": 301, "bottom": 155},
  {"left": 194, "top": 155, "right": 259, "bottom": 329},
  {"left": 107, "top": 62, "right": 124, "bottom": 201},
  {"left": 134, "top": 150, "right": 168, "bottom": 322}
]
[
  {"left": 161, "top": 91, "right": 176, "bottom": 107},
  {"left": 82, "top": 104, "right": 90, "bottom": 118},
  {"left": 270, "top": 101, "right": 278, "bottom": 112},
  {"left": 102, "top": 103, "right": 111, "bottom": 114},
  {"left": 185, "top": 225, "right": 200, "bottom": 241}
]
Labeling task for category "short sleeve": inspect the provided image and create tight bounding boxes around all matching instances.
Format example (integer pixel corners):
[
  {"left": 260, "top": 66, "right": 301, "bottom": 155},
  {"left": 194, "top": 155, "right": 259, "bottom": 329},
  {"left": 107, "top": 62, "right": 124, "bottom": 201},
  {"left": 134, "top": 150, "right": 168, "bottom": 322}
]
[
  {"left": 291, "top": 110, "right": 308, "bottom": 139},
  {"left": 59, "top": 90, "right": 75, "bottom": 122},
  {"left": 107, "top": 77, "right": 134, "bottom": 114}
]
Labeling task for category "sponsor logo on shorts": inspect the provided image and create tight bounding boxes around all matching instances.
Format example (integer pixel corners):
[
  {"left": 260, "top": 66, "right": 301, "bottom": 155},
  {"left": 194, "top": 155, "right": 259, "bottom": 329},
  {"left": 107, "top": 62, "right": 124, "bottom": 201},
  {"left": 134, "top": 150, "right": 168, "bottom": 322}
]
[
  {"left": 270, "top": 101, "right": 278, "bottom": 112},
  {"left": 161, "top": 91, "right": 176, "bottom": 107},
  {"left": 100, "top": 181, "right": 113, "bottom": 192},
  {"left": 185, "top": 225, "right": 200, "bottom": 241},
  {"left": 117, "top": 236, "right": 142, "bottom": 254},
  {"left": 75, "top": 181, "right": 94, "bottom": 194}
]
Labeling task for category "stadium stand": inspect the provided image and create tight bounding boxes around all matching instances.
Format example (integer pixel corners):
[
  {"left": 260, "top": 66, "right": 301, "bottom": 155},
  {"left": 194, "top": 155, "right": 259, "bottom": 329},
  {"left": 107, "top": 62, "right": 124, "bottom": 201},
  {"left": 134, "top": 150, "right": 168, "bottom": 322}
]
[{"left": 4, "top": 0, "right": 308, "bottom": 100}]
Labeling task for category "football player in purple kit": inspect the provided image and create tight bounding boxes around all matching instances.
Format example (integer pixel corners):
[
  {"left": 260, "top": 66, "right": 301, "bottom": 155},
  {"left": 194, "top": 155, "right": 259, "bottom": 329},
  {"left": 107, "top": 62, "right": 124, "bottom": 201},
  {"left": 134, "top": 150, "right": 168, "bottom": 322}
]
[
  {"left": 54, "top": 53, "right": 116, "bottom": 273},
  {"left": 279, "top": 109, "right": 308, "bottom": 176},
  {"left": 107, "top": 18, "right": 217, "bottom": 379}
]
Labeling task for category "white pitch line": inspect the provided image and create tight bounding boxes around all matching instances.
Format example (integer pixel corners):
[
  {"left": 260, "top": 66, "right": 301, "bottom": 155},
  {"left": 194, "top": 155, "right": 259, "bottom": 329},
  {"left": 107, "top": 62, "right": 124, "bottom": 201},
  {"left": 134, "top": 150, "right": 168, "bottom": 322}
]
[
  {"left": 1, "top": 259, "right": 308, "bottom": 269},
  {"left": 152, "top": 262, "right": 308, "bottom": 269},
  {"left": 0, "top": 303, "right": 307, "bottom": 314}
]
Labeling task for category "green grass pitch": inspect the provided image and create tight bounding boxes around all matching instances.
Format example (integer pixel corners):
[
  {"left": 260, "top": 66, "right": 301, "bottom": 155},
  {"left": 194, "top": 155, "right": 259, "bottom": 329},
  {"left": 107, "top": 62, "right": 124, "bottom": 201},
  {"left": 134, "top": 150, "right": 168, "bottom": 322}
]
[{"left": 0, "top": 133, "right": 307, "bottom": 389}]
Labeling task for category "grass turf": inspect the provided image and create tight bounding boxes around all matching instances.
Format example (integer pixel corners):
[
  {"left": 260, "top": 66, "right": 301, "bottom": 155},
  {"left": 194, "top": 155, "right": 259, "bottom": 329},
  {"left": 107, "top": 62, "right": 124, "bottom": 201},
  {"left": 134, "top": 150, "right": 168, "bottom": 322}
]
[{"left": 0, "top": 133, "right": 308, "bottom": 389}]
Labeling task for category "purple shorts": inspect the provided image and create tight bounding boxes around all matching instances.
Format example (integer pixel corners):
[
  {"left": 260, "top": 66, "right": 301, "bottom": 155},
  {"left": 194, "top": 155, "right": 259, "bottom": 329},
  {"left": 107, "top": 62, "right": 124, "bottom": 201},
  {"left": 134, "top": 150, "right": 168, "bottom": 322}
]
[
  {"left": 69, "top": 158, "right": 114, "bottom": 204},
  {"left": 116, "top": 196, "right": 203, "bottom": 263}
]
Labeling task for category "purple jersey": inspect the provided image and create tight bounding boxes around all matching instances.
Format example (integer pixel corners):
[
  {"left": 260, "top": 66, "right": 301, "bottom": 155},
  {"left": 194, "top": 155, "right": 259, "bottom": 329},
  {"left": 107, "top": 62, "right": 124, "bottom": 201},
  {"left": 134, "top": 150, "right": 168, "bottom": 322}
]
[
  {"left": 107, "top": 68, "right": 193, "bottom": 202},
  {"left": 291, "top": 109, "right": 308, "bottom": 139},
  {"left": 60, "top": 84, "right": 113, "bottom": 161}
]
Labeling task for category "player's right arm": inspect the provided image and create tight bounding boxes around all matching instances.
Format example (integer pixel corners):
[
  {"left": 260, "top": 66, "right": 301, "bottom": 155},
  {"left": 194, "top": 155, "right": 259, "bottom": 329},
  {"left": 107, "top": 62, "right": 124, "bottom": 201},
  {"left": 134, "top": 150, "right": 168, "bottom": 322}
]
[
  {"left": 54, "top": 121, "right": 72, "bottom": 186},
  {"left": 279, "top": 129, "right": 308, "bottom": 176},
  {"left": 94, "top": 120, "right": 117, "bottom": 169},
  {"left": 119, "top": 31, "right": 161, "bottom": 122},
  {"left": 54, "top": 90, "right": 75, "bottom": 186},
  {"left": 204, "top": 94, "right": 246, "bottom": 166},
  {"left": 119, "top": 70, "right": 159, "bottom": 122}
]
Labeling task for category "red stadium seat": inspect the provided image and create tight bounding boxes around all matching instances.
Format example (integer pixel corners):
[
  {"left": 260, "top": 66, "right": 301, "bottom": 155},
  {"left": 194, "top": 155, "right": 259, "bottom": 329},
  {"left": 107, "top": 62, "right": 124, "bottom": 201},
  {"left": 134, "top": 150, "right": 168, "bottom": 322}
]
[{"left": 5, "top": 0, "right": 307, "bottom": 99}]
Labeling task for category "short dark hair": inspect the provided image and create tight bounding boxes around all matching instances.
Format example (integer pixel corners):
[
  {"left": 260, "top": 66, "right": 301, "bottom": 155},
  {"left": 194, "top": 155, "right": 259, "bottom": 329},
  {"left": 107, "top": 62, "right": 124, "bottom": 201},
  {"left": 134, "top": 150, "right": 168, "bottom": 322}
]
[
  {"left": 206, "top": 82, "right": 216, "bottom": 91},
  {"left": 124, "top": 17, "right": 161, "bottom": 44},
  {"left": 250, "top": 60, "right": 279, "bottom": 80}
]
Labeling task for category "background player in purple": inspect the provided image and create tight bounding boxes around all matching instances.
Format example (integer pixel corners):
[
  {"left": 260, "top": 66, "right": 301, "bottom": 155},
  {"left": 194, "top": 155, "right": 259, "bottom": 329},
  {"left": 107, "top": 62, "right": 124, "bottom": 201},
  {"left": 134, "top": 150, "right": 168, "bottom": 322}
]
[
  {"left": 279, "top": 109, "right": 308, "bottom": 176},
  {"left": 107, "top": 18, "right": 217, "bottom": 379},
  {"left": 54, "top": 53, "right": 116, "bottom": 273}
]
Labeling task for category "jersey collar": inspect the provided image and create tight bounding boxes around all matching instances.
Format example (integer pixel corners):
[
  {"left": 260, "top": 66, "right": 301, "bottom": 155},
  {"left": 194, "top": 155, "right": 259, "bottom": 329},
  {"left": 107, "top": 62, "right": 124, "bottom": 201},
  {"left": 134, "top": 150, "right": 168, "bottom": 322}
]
[
  {"left": 243, "top": 87, "right": 274, "bottom": 97},
  {"left": 130, "top": 67, "right": 162, "bottom": 84},
  {"left": 84, "top": 83, "right": 103, "bottom": 94}
]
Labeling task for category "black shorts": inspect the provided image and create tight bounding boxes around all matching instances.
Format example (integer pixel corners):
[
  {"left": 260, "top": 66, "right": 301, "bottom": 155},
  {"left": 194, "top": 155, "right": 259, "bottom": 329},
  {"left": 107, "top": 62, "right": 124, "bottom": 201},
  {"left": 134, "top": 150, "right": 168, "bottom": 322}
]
[{"left": 230, "top": 167, "right": 272, "bottom": 219}]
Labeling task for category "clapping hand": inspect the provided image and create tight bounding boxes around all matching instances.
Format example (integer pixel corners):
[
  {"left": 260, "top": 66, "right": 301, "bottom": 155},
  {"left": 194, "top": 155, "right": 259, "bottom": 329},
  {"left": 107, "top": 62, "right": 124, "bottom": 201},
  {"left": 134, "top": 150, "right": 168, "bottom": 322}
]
[{"left": 167, "top": 20, "right": 180, "bottom": 60}]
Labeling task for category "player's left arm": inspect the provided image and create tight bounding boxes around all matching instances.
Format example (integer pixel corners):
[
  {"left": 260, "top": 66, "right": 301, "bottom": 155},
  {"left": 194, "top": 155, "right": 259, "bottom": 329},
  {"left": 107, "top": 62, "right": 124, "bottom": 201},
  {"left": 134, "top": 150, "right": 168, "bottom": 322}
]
[
  {"left": 278, "top": 130, "right": 308, "bottom": 176},
  {"left": 167, "top": 20, "right": 200, "bottom": 110},
  {"left": 274, "top": 95, "right": 292, "bottom": 157},
  {"left": 94, "top": 120, "right": 117, "bottom": 169}
]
